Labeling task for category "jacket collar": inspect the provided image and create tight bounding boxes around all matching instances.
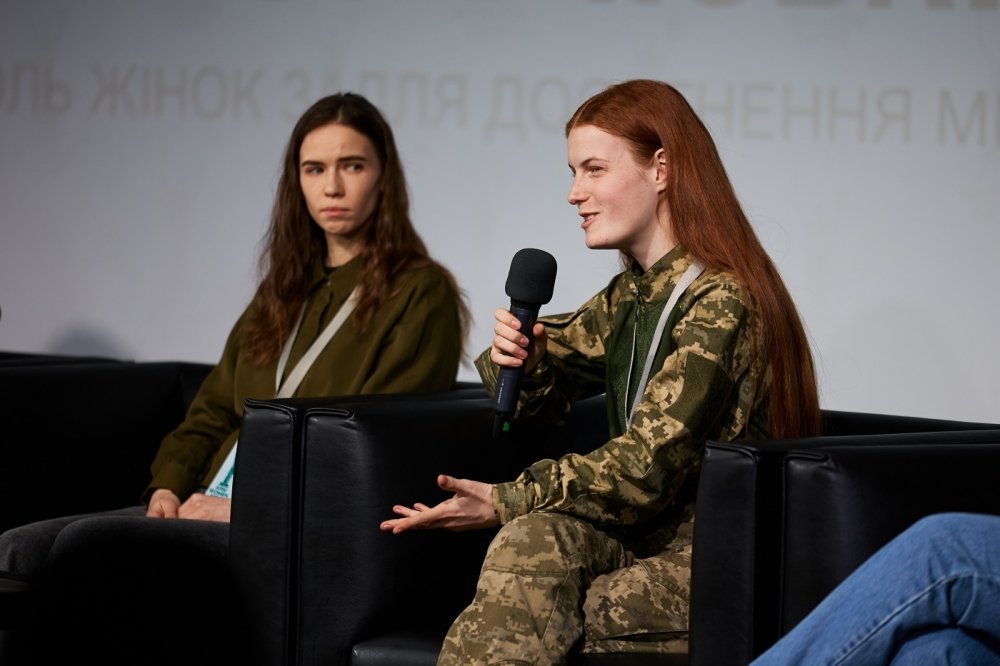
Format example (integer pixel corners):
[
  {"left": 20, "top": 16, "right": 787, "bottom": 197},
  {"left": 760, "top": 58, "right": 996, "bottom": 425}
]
[
  {"left": 624, "top": 245, "right": 697, "bottom": 305},
  {"left": 306, "top": 253, "right": 364, "bottom": 292}
]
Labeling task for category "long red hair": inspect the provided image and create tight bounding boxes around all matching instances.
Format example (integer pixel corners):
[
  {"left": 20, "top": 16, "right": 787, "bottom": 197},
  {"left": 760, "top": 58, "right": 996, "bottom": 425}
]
[{"left": 567, "top": 80, "right": 820, "bottom": 438}]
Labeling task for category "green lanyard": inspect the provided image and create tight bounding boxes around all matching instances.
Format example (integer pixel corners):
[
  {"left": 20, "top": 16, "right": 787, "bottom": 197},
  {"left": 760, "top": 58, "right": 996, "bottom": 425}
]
[{"left": 624, "top": 260, "right": 705, "bottom": 429}]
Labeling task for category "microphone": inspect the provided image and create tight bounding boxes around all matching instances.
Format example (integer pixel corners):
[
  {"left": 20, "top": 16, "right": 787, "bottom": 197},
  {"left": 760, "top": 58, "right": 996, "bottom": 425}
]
[{"left": 492, "top": 248, "right": 557, "bottom": 438}]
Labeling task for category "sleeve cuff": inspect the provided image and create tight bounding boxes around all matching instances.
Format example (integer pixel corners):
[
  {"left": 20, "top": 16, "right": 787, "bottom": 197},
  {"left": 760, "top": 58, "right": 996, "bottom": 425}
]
[
  {"left": 474, "top": 348, "right": 500, "bottom": 395},
  {"left": 520, "top": 353, "right": 552, "bottom": 389},
  {"left": 145, "top": 461, "right": 199, "bottom": 504},
  {"left": 492, "top": 479, "right": 537, "bottom": 524}
]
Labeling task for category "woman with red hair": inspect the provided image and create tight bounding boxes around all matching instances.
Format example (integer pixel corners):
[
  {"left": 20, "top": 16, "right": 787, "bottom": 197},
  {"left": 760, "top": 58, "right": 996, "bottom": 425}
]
[{"left": 383, "top": 79, "right": 821, "bottom": 664}]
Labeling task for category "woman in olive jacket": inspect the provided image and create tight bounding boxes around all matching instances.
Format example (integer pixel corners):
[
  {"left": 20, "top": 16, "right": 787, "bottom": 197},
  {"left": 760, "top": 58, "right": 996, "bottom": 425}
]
[
  {"left": 145, "top": 91, "right": 469, "bottom": 522},
  {"left": 0, "top": 92, "right": 468, "bottom": 666}
]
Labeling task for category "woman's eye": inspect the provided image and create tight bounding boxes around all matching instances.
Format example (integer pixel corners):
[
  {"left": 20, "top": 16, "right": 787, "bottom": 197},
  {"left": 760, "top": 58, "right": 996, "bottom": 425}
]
[{"left": 344, "top": 162, "right": 363, "bottom": 173}]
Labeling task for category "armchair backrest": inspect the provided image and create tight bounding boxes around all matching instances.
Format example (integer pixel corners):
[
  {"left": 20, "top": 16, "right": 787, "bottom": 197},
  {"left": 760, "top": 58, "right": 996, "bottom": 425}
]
[
  {"left": 780, "top": 438, "right": 1000, "bottom": 631},
  {"left": 690, "top": 409, "right": 1000, "bottom": 666},
  {"left": 0, "top": 360, "right": 212, "bottom": 534}
]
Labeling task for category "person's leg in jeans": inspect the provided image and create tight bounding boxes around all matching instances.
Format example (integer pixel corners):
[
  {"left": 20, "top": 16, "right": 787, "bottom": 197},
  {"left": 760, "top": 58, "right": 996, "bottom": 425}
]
[
  {"left": 891, "top": 628, "right": 1000, "bottom": 666},
  {"left": 751, "top": 512, "right": 1000, "bottom": 666}
]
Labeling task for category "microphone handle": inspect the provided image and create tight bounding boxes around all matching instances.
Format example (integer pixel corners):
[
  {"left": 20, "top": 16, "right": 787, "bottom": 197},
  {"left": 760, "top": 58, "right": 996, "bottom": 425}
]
[{"left": 492, "top": 302, "right": 539, "bottom": 437}]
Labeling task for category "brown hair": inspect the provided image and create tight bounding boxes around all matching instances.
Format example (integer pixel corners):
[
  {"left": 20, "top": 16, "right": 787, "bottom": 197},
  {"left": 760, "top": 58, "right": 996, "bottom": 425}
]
[
  {"left": 567, "top": 80, "right": 820, "bottom": 438},
  {"left": 242, "top": 92, "right": 468, "bottom": 364}
]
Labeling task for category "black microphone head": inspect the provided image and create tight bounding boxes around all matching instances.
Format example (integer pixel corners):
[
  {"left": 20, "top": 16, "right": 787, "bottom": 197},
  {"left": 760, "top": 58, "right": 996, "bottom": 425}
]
[{"left": 505, "top": 248, "right": 557, "bottom": 306}]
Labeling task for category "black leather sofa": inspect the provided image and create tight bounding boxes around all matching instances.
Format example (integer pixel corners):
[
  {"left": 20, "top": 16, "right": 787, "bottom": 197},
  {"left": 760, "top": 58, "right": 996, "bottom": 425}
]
[
  {"left": 0, "top": 350, "right": 120, "bottom": 368},
  {"left": 0, "top": 356, "right": 213, "bottom": 658},
  {"left": 229, "top": 393, "right": 1000, "bottom": 666},
  {"left": 0, "top": 357, "right": 213, "bottom": 536}
]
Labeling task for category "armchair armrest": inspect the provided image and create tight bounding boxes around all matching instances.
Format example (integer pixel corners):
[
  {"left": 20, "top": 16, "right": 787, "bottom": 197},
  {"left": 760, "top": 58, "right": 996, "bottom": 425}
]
[{"left": 690, "top": 424, "right": 1000, "bottom": 666}]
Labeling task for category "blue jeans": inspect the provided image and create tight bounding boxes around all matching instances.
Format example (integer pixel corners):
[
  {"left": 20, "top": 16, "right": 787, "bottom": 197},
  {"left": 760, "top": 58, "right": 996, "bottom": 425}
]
[{"left": 751, "top": 513, "right": 1000, "bottom": 666}]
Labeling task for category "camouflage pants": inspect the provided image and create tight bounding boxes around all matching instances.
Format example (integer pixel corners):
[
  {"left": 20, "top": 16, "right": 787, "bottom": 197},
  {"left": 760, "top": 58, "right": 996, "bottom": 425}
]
[{"left": 437, "top": 512, "right": 690, "bottom": 665}]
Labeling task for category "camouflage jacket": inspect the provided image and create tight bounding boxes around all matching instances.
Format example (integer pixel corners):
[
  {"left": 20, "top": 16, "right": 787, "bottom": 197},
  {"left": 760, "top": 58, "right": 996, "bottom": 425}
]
[{"left": 476, "top": 245, "right": 770, "bottom": 545}]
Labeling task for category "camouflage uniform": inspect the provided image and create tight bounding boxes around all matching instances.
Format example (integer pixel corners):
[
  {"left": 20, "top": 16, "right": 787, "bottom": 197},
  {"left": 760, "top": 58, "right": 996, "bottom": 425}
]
[{"left": 440, "top": 245, "right": 770, "bottom": 665}]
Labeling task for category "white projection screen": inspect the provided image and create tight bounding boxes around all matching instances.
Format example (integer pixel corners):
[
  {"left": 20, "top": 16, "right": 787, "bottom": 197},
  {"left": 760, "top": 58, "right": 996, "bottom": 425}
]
[{"left": 1, "top": 0, "right": 998, "bottom": 422}]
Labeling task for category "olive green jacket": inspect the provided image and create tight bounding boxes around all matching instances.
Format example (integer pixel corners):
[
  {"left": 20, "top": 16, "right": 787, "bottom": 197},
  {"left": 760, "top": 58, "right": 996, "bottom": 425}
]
[
  {"left": 476, "top": 246, "right": 769, "bottom": 549},
  {"left": 148, "top": 256, "right": 463, "bottom": 501}
]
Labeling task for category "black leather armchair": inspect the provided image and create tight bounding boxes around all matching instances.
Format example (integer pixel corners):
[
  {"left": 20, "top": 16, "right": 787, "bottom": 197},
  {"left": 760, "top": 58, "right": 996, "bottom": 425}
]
[
  {"left": 690, "top": 413, "right": 1000, "bottom": 665},
  {"left": 229, "top": 390, "right": 614, "bottom": 666},
  {"left": 229, "top": 391, "right": 1000, "bottom": 666}
]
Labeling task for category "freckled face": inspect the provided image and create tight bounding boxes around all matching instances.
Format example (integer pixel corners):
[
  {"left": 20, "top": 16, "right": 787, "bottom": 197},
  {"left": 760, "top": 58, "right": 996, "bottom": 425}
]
[
  {"left": 299, "top": 123, "right": 382, "bottom": 264},
  {"left": 566, "top": 125, "right": 671, "bottom": 267}
]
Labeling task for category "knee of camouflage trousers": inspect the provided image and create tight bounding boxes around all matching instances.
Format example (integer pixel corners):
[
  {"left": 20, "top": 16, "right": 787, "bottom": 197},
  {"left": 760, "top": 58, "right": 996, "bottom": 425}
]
[
  {"left": 483, "top": 512, "right": 631, "bottom": 575},
  {"left": 580, "top": 541, "right": 691, "bottom": 655},
  {"left": 437, "top": 513, "right": 631, "bottom": 665}
]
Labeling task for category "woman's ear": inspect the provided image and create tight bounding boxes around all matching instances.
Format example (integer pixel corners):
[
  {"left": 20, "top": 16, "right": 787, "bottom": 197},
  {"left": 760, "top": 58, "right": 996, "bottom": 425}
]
[{"left": 654, "top": 148, "right": 668, "bottom": 192}]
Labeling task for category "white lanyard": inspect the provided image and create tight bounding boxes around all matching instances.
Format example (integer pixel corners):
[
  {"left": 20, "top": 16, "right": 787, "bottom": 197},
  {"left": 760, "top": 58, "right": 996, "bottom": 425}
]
[
  {"left": 625, "top": 260, "right": 706, "bottom": 429},
  {"left": 203, "top": 287, "right": 360, "bottom": 499},
  {"left": 274, "top": 286, "right": 359, "bottom": 399}
]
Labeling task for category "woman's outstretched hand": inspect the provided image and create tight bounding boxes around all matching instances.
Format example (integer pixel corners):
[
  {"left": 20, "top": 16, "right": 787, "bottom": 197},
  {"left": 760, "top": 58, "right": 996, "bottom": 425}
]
[{"left": 381, "top": 474, "right": 499, "bottom": 534}]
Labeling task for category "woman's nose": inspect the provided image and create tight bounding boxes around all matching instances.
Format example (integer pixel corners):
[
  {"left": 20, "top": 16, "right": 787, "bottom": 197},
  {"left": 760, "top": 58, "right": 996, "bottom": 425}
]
[
  {"left": 325, "top": 172, "right": 343, "bottom": 196},
  {"left": 567, "top": 178, "right": 585, "bottom": 205}
]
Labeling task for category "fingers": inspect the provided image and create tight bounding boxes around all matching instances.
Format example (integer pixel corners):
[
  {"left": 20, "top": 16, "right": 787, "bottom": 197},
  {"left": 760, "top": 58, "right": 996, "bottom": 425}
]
[
  {"left": 490, "top": 345, "right": 523, "bottom": 367},
  {"left": 380, "top": 507, "right": 436, "bottom": 534},
  {"left": 489, "top": 310, "right": 550, "bottom": 372},
  {"left": 491, "top": 310, "right": 530, "bottom": 367},
  {"left": 438, "top": 475, "right": 480, "bottom": 498},
  {"left": 438, "top": 475, "right": 478, "bottom": 500},
  {"left": 177, "top": 495, "right": 232, "bottom": 523},
  {"left": 146, "top": 489, "right": 180, "bottom": 518},
  {"left": 382, "top": 488, "right": 454, "bottom": 533},
  {"left": 493, "top": 308, "right": 523, "bottom": 331},
  {"left": 437, "top": 474, "right": 457, "bottom": 492},
  {"left": 524, "top": 325, "right": 549, "bottom": 372},
  {"left": 382, "top": 518, "right": 417, "bottom": 535},
  {"left": 390, "top": 504, "right": 421, "bottom": 518},
  {"left": 382, "top": 475, "right": 493, "bottom": 535},
  {"left": 440, "top": 475, "right": 493, "bottom": 506}
]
